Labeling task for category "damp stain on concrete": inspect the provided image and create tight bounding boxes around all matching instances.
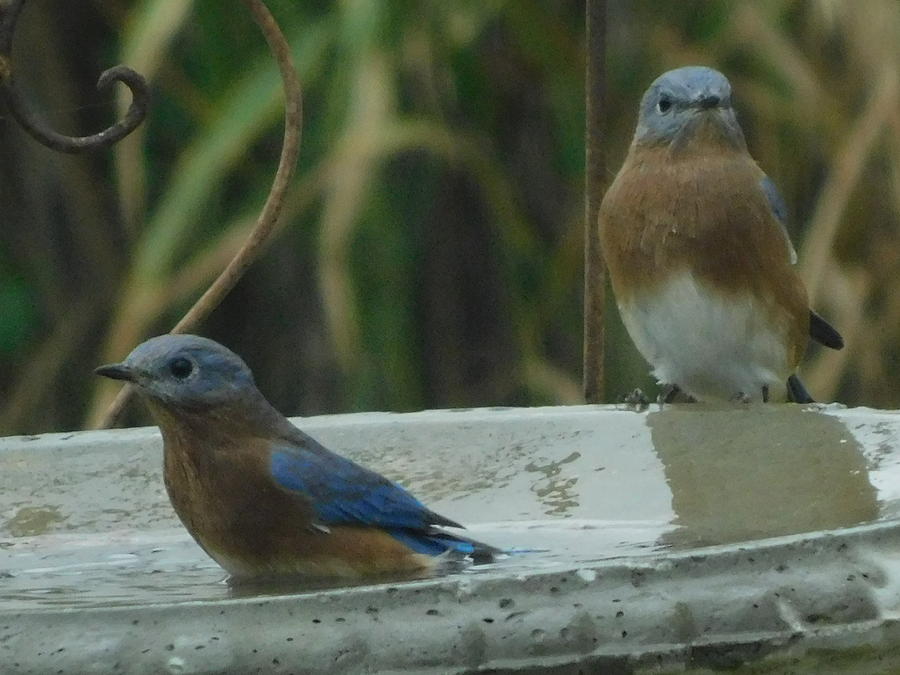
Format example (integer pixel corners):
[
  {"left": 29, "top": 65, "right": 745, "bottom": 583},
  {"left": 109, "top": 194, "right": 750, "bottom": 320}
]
[{"left": 5, "top": 505, "right": 67, "bottom": 537}]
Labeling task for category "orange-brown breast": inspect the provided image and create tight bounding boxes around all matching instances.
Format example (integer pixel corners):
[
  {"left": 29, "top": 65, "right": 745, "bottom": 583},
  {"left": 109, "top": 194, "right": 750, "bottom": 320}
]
[
  {"left": 598, "top": 142, "right": 809, "bottom": 368},
  {"left": 150, "top": 402, "right": 430, "bottom": 578}
]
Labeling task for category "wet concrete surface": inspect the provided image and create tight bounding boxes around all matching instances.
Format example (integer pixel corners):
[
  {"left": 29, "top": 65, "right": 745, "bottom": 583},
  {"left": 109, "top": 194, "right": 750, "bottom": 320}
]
[{"left": 1, "top": 404, "right": 899, "bottom": 672}]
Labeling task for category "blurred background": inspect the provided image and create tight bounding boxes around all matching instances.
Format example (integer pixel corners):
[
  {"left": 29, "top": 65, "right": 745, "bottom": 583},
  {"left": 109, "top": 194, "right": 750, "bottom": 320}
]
[{"left": 0, "top": 0, "right": 898, "bottom": 434}]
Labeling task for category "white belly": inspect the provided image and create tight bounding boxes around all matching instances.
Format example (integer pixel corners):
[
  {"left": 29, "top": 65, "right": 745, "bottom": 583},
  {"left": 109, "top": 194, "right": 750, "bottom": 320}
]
[{"left": 618, "top": 272, "right": 791, "bottom": 402}]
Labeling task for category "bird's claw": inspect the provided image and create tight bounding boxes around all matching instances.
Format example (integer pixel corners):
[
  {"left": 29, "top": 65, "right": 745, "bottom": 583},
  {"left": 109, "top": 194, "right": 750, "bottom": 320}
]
[{"left": 621, "top": 388, "right": 651, "bottom": 411}]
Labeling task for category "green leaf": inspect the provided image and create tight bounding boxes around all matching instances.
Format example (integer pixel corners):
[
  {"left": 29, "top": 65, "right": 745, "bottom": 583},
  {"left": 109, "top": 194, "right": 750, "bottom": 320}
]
[{"left": 134, "top": 19, "right": 333, "bottom": 280}]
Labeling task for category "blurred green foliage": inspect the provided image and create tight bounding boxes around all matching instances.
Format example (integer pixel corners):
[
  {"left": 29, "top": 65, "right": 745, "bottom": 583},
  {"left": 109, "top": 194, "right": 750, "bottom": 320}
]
[{"left": 0, "top": 0, "right": 898, "bottom": 433}]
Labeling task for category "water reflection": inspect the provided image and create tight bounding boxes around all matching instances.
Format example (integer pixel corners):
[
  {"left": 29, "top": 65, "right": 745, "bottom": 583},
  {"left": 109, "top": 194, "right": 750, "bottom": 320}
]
[
  {"left": 648, "top": 405, "right": 878, "bottom": 548},
  {"left": 225, "top": 567, "right": 437, "bottom": 599}
]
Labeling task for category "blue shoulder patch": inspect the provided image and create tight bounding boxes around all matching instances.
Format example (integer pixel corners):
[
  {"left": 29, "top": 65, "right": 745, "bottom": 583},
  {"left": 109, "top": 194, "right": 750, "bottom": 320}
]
[
  {"left": 760, "top": 175, "right": 787, "bottom": 223},
  {"left": 270, "top": 446, "right": 434, "bottom": 531},
  {"left": 760, "top": 175, "right": 797, "bottom": 264}
]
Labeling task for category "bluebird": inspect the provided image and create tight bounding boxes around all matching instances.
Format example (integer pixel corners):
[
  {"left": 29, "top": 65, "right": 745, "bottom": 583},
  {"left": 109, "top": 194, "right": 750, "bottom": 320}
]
[
  {"left": 95, "top": 335, "right": 497, "bottom": 579},
  {"left": 599, "top": 66, "right": 843, "bottom": 403}
]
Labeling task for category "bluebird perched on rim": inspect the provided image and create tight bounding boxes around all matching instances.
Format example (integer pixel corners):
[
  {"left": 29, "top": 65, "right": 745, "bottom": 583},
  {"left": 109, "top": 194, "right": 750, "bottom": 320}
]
[
  {"left": 95, "top": 335, "right": 497, "bottom": 579},
  {"left": 599, "top": 66, "right": 843, "bottom": 403}
]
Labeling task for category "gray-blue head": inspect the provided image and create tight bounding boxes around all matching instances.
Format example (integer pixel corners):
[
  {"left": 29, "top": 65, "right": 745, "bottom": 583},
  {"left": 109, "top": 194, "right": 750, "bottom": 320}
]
[
  {"left": 95, "top": 335, "right": 259, "bottom": 411},
  {"left": 634, "top": 66, "right": 745, "bottom": 150}
]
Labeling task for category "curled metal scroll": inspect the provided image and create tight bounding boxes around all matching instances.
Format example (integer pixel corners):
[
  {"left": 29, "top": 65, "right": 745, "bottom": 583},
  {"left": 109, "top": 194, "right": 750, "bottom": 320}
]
[{"left": 0, "top": 0, "right": 149, "bottom": 153}]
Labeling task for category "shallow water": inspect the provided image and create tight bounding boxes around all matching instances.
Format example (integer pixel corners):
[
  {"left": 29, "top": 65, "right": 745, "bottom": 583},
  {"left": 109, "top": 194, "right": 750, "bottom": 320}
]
[
  {"left": 1, "top": 404, "right": 897, "bottom": 613},
  {"left": 1, "top": 518, "right": 674, "bottom": 611}
]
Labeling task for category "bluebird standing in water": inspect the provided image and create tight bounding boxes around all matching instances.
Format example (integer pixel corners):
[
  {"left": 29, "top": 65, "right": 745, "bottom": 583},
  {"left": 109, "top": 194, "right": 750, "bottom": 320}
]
[
  {"left": 95, "top": 335, "right": 496, "bottom": 579},
  {"left": 599, "top": 66, "right": 843, "bottom": 403}
]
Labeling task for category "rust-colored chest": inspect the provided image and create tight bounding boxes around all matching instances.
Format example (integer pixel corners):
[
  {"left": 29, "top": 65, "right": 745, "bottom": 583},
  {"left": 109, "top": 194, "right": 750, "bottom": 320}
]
[
  {"left": 599, "top": 146, "right": 801, "bottom": 303},
  {"left": 139, "top": 399, "right": 435, "bottom": 579},
  {"left": 598, "top": 143, "right": 810, "bottom": 365},
  {"left": 154, "top": 408, "right": 314, "bottom": 565}
]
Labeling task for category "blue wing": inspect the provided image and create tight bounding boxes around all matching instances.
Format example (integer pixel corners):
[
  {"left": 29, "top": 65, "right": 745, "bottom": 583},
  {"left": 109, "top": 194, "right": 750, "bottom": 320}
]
[
  {"left": 269, "top": 440, "right": 460, "bottom": 533},
  {"left": 760, "top": 175, "right": 798, "bottom": 265},
  {"left": 761, "top": 176, "right": 844, "bottom": 350},
  {"left": 268, "top": 439, "right": 499, "bottom": 558}
]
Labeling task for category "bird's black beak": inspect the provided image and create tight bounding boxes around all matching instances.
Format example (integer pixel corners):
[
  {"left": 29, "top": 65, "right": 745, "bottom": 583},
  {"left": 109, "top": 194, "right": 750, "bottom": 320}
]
[
  {"left": 697, "top": 94, "right": 721, "bottom": 110},
  {"left": 94, "top": 363, "right": 135, "bottom": 382}
]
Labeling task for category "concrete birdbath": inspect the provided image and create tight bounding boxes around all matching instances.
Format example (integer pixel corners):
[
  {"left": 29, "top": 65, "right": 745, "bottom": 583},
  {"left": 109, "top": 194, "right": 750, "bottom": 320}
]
[{"left": 2, "top": 404, "right": 900, "bottom": 673}]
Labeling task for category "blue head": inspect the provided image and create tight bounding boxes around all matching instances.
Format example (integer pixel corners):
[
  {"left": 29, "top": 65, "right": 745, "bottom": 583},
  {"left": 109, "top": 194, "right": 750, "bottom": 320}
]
[
  {"left": 95, "top": 335, "right": 259, "bottom": 412},
  {"left": 634, "top": 66, "right": 745, "bottom": 151}
]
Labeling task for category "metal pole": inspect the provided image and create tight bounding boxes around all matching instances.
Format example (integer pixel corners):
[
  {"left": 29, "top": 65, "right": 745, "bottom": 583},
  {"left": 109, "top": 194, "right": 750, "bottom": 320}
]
[{"left": 583, "top": 0, "right": 606, "bottom": 403}]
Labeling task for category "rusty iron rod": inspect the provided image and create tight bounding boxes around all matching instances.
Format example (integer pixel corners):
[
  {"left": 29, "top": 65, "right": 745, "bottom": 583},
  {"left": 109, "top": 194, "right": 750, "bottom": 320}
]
[
  {"left": 583, "top": 0, "right": 607, "bottom": 403},
  {"left": 0, "top": 0, "right": 149, "bottom": 153},
  {"left": 97, "top": 0, "right": 303, "bottom": 428}
]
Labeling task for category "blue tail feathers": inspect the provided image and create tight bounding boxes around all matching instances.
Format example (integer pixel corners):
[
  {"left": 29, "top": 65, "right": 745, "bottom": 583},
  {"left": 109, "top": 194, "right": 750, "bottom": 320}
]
[{"left": 387, "top": 528, "right": 499, "bottom": 562}]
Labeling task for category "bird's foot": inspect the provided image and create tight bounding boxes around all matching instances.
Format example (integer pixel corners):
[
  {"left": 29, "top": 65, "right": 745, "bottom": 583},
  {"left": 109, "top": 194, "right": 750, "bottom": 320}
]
[
  {"left": 621, "top": 388, "right": 651, "bottom": 412},
  {"left": 657, "top": 383, "right": 695, "bottom": 406},
  {"left": 786, "top": 374, "right": 815, "bottom": 404}
]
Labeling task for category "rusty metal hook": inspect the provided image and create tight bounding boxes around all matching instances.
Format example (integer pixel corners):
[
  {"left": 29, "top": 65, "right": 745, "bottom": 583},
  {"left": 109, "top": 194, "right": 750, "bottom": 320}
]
[{"left": 0, "top": 0, "right": 149, "bottom": 153}]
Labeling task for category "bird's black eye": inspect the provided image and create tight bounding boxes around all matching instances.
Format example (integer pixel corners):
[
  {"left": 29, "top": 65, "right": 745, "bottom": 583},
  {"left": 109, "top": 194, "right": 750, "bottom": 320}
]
[
  {"left": 657, "top": 95, "right": 672, "bottom": 114},
  {"left": 168, "top": 357, "right": 194, "bottom": 380}
]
